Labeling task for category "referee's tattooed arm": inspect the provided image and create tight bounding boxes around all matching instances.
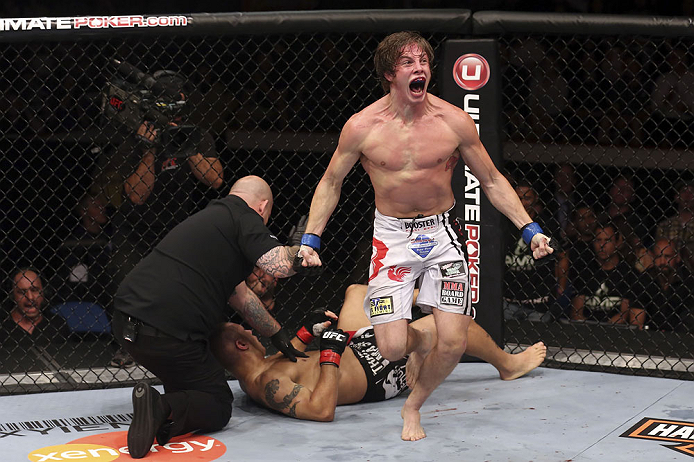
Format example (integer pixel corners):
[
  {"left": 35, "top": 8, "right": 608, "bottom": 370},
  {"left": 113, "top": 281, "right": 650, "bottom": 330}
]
[
  {"left": 256, "top": 245, "right": 300, "bottom": 278},
  {"left": 228, "top": 282, "right": 280, "bottom": 338}
]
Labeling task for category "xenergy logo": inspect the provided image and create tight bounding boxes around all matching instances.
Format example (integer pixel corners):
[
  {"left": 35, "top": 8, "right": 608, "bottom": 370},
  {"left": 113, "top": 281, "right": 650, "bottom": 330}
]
[
  {"left": 452, "top": 54, "right": 491, "bottom": 91},
  {"left": 28, "top": 431, "right": 226, "bottom": 461}
]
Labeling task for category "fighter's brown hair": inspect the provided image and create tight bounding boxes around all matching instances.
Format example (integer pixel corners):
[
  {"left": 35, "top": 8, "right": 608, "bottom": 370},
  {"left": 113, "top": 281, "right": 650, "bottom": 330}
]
[{"left": 374, "top": 31, "right": 434, "bottom": 93}]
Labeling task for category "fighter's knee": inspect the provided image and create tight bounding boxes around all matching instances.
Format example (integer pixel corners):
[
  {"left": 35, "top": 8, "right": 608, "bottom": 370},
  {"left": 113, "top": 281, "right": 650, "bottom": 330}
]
[
  {"left": 438, "top": 336, "right": 467, "bottom": 361},
  {"left": 345, "top": 283, "right": 367, "bottom": 301},
  {"left": 378, "top": 343, "right": 407, "bottom": 362}
]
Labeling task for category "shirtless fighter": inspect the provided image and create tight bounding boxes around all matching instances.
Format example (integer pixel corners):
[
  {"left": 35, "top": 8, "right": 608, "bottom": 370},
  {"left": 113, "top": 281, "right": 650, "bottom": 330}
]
[{"left": 296, "top": 32, "right": 554, "bottom": 440}]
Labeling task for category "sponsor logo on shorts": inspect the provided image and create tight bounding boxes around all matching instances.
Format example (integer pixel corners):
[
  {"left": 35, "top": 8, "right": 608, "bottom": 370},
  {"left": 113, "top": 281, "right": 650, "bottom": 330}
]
[
  {"left": 369, "top": 296, "right": 394, "bottom": 317},
  {"left": 440, "top": 280, "right": 467, "bottom": 306},
  {"left": 408, "top": 234, "right": 438, "bottom": 259},
  {"left": 403, "top": 218, "right": 437, "bottom": 233},
  {"left": 387, "top": 266, "right": 411, "bottom": 282},
  {"left": 439, "top": 261, "right": 465, "bottom": 277},
  {"left": 620, "top": 417, "right": 694, "bottom": 457}
]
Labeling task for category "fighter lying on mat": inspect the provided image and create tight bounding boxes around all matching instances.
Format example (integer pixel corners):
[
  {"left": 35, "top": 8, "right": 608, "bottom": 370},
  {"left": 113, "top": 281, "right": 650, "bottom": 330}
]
[{"left": 211, "top": 284, "right": 546, "bottom": 421}]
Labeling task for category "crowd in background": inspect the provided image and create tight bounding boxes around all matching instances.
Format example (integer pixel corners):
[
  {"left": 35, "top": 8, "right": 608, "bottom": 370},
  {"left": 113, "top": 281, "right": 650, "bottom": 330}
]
[
  {"left": 2, "top": 20, "right": 694, "bottom": 374},
  {"left": 503, "top": 164, "right": 694, "bottom": 333}
]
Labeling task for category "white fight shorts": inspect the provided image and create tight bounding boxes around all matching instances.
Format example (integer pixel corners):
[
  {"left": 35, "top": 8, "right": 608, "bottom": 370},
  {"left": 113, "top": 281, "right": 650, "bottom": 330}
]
[{"left": 364, "top": 205, "right": 474, "bottom": 325}]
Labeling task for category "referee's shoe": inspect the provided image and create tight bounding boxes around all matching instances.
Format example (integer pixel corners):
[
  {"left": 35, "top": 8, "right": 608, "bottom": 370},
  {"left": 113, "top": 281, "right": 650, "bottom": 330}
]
[{"left": 128, "top": 382, "right": 170, "bottom": 458}]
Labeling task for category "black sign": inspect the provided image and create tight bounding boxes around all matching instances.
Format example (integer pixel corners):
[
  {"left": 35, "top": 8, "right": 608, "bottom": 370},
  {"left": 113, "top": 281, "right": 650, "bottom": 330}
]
[{"left": 440, "top": 39, "right": 504, "bottom": 351}]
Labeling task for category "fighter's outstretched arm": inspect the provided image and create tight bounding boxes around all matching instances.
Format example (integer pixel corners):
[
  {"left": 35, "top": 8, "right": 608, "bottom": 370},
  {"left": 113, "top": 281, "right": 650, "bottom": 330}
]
[
  {"left": 454, "top": 110, "right": 553, "bottom": 259},
  {"left": 299, "top": 116, "right": 364, "bottom": 267}
]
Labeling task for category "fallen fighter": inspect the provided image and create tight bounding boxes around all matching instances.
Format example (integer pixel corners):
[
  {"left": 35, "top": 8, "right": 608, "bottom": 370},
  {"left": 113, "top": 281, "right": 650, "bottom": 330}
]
[{"left": 212, "top": 284, "right": 546, "bottom": 421}]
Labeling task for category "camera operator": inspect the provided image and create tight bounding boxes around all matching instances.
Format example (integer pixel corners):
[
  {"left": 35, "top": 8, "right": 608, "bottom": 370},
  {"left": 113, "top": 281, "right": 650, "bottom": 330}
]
[{"left": 103, "top": 68, "right": 224, "bottom": 367}]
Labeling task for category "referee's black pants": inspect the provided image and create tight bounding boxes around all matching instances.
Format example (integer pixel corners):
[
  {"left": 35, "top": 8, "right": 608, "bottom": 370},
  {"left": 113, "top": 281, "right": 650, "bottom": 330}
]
[{"left": 112, "top": 310, "right": 233, "bottom": 439}]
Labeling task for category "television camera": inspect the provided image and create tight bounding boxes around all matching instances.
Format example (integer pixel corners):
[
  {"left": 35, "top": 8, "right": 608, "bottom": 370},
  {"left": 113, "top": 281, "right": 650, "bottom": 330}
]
[{"left": 101, "top": 59, "right": 203, "bottom": 158}]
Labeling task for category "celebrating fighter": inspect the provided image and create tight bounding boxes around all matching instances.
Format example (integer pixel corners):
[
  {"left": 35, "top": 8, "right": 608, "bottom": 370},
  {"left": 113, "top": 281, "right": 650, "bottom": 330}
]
[{"left": 297, "top": 31, "right": 554, "bottom": 440}]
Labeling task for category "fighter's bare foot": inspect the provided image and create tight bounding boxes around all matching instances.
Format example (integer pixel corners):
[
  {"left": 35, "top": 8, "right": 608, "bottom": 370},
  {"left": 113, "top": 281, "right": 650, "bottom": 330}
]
[
  {"left": 405, "top": 329, "right": 433, "bottom": 389},
  {"left": 499, "top": 341, "right": 546, "bottom": 381},
  {"left": 401, "top": 404, "right": 426, "bottom": 441}
]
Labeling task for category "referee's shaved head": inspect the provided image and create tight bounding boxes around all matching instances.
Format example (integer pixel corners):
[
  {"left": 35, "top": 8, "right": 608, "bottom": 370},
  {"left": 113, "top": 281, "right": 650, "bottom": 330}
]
[{"left": 229, "top": 176, "right": 274, "bottom": 224}]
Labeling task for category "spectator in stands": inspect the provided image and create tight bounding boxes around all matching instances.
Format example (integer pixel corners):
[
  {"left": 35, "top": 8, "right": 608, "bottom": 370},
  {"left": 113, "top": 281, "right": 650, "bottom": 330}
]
[
  {"left": 566, "top": 40, "right": 602, "bottom": 144},
  {"left": 597, "top": 173, "right": 651, "bottom": 268},
  {"left": 648, "top": 45, "right": 694, "bottom": 148},
  {"left": 239, "top": 43, "right": 293, "bottom": 131},
  {"left": 565, "top": 204, "right": 598, "bottom": 280},
  {"left": 55, "top": 193, "right": 113, "bottom": 308},
  {"left": 544, "top": 163, "right": 577, "bottom": 239},
  {"left": 188, "top": 63, "right": 237, "bottom": 139},
  {"left": 570, "top": 222, "right": 645, "bottom": 329},
  {"left": 527, "top": 50, "right": 570, "bottom": 142},
  {"left": 504, "top": 181, "right": 567, "bottom": 322},
  {"left": 502, "top": 40, "right": 533, "bottom": 140},
  {"left": 569, "top": 41, "right": 650, "bottom": 147},
  {"left": 607, "top": 45, "right": 651, "bottom": 147},
  {"left": 2, "top": 268, "right": 70, "bottom": 346},
  {"left": 635, "top": 238, "right": 694, "bottom": 332},
  {"left": 504, "top": 37, "right": 546, "bottom": 141},
  {"left": 103, "top": 70, "right": 224, "bottom": 367},
  {"left": 655, "top": 181, "right": 694, "bottom": 270}
]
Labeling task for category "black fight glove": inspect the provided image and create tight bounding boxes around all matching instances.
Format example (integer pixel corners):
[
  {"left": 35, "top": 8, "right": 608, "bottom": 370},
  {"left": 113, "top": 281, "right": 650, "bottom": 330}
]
[
  {"left": 288, "top": 215, "right": 308, "bottom": 246},
  {"left": 296, "top": 309, "right": 334, "bottom": 345},
  {"left": 292, "top": 251, "right": 323, "bottom": 277},
  {"left": 534, "top": 237, "right": 562, "bottom": 266},
  {"left": 319, "top": 329, "right": 350, "bottom": 367},
  {"left": 270, "top": 328, "right": 309, "bottom": 362}
]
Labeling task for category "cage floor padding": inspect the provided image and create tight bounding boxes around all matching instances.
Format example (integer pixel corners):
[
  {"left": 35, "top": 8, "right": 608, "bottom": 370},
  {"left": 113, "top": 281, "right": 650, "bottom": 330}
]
[{"left": 2, "top": 364, "right": 693, "bottom": 461}]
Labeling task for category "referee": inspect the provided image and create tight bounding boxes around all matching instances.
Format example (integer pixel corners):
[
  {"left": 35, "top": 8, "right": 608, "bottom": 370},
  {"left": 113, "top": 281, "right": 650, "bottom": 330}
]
[{"left": 112, "top": 175, "right": 309, "bottom": 459}]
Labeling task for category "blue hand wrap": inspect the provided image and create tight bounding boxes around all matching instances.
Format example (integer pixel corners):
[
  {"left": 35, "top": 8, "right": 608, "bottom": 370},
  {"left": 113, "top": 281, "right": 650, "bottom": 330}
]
[
  {"left": 521, "top": 222, "right": 543, "bottom": 245},
  {"left": 300, "top": 233, "right": 321, "bottom": 251}
]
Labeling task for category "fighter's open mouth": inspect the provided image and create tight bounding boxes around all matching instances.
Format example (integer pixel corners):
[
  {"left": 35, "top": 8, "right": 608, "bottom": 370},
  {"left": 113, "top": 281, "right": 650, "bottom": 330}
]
[{"left": 410, "top": 77, "right": 426, "bottom": 93}]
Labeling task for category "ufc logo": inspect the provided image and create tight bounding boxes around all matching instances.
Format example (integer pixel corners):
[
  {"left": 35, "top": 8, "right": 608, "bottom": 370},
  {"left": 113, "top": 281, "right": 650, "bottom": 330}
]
[
  {"left": 461, "top": 64, "right": 481, "bottom": 80},
  {"left": 109, "top": 96, "right": 124, "bottom": 110},
  {"left": 323, "top": 331, "right": 347, "bottom": 342},
  {"left": 453, "top": 53, "right": 490, "bottom": 91}
]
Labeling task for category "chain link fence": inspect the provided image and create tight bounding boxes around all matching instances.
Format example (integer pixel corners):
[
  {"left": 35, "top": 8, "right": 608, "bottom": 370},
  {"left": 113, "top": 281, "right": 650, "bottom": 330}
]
[
  {"left": 1, "top": 10, "right": 693, "bottom": 394},
  {"left": 0, "top": 11, "right": 464, "bottom": 394},
  {"left": 496, "top": 24, "right": 694, "bottom": 378}
]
